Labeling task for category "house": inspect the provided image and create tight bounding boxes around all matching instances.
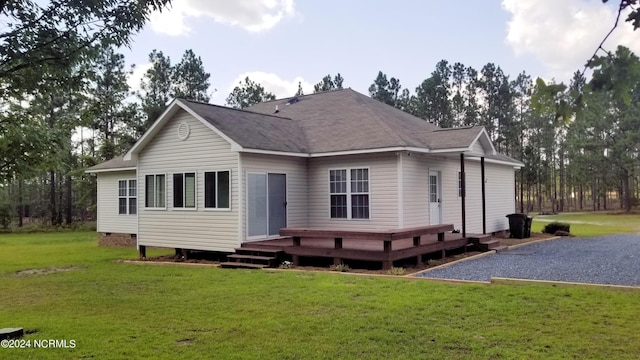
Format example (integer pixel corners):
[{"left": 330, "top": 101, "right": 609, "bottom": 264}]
[{"left": 87, "top": 88, "right": 522, "bottom": 256}]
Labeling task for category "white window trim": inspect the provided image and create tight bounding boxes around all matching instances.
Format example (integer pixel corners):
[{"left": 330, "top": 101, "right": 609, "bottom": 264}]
[
  {"left": 117, "top": 179, "right": 137, "bottom": 215},
  {"left": 172, "top": 171, "right": 198, "bottom": 211},
  {"left": 328, "top": 167, "right": 371, "bottom": 220},
  {"left": 144, "top": 173, "right": 167, "bottom": 210},
  {"left": 202, "top": 169, "right": 232, "bottom": 212}
]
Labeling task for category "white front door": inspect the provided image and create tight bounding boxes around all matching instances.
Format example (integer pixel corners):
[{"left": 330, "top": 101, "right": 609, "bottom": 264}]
[{"left": 429, "top": 170, "right": 442, "bottom": 224}]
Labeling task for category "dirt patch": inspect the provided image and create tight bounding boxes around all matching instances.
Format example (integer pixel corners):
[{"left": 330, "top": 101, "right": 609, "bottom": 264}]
[
  {"left": 14, "top": 266, "right": 84, "bottom": 277},
  {"left": 176, "top": 338, "right": 194, "bottom": 346}
]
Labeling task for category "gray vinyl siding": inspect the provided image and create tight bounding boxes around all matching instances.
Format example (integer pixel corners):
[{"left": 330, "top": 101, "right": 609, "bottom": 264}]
[
  {"left": 401, "top": 154, "right": 515, "bottom": 234},
  {"left": 240, "top": 153, "right": 308, "bottom": 240},
  {"left": 308, "top": 153, "right": 398, "bottom": 231},
  {"left": 137, "top": 110, "right": 240, "bottom": 252},
  {"left": 422, "top": 156, "right": 462, "bottom": 229},
  {"left": 400, "top": 154, "right": 429, "bottom": 227},
  {"left": 471, "top": 140, "right": 485, "bottom": 155},
  {"left": 96, "top": 171, "right": 137, "bottom": 234},
  {"left": 483, "top": 162, "right": 514, "bottom": 232}
]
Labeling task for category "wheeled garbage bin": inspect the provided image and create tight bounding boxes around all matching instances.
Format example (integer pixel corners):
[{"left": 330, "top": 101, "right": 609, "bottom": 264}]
[
  {"left": 506, "top": 213, "right": 528, "bottom": 239},
  {"left": 524, "top": 216, "right": 533, "bottom": 238}
]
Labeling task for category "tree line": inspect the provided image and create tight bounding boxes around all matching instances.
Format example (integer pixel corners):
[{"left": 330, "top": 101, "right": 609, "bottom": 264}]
[
  {"left": 1, "top": 0, "right": 639, "bottom": 229},
  {"left": 365, "top": 48, "right": 640, "bottom": 214}
]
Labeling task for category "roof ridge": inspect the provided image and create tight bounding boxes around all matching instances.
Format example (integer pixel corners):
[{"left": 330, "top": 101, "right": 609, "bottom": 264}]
[
  {"left": 434, "top": 126, "right": 479, "bottom": 132},
  {"left": 178, "top": 98, "right": 296, "bottom": 121},
  {"left": 346, "top": 91, "right": 408, "bottom": 146},
  {"left": 256, "top": 87, "right": 353, "bottom": 105}
]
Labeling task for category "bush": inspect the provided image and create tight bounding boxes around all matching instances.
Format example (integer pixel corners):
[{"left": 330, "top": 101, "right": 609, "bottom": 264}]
[
  {"left": 543, "top": 222, "right": 570, "bottom": 234},
  {"left": 386, "top": 267, "right": 406, "bottom": 276},
  {"left": 332, "top": 263, "right": 351, "bottom": 272},
  {"left": 0, "top": 202, "right": 12, "bottom": 229}
]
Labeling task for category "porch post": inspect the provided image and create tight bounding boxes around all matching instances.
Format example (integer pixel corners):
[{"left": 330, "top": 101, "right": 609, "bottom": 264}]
[
  {"left": 481, "top": 156, "right": 486, "bottom": 235},
  {"left": 460, "top": 153, "right": 466, "bottom": 238}
]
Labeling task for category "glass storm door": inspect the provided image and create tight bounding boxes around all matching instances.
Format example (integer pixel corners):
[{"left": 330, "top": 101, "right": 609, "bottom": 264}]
[
  {"left": 247, "top": 173, "right": 287, "bottom": 238},
  {"left": 429, "top": 170, "right": 442, "bottom": 224}
]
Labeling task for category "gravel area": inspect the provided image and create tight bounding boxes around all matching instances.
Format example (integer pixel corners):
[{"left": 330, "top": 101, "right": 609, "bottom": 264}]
[{"left": 417, "top": 234, "right": 640, "bottom": 286}]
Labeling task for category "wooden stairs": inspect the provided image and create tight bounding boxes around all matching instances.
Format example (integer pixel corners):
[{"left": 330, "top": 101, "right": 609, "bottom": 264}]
[
  {"left": 468, "top": 235, "right": 505, "bottom": 252},
  {"left": 220, "top": 247, "right": 284, "bottom": 269}
]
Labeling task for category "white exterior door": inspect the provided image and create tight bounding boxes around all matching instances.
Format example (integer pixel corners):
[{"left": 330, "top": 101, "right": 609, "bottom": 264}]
[{"left": 429, "top": 170, "right": 442, "bottom": 224}]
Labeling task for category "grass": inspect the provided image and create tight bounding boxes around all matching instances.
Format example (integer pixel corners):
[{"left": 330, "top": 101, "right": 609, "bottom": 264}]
[
  {"left": 532, "top": 211, "right": 640, "bottom": 237},
  {"left": 1, "top": 231, "right": 640, "bottom": 359}
]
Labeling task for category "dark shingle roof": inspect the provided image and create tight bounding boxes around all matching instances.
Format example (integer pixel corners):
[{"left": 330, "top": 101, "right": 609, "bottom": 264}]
[
  {"left": 91, "top": 89, "right": 522, "bottom": 170},
  {"left": 428, "top": 127, "right": 485, "bottom": 150},
  {"left": 180, "top": 100, "right": 308, "bottom": 153},
  {"left": 247, "top": 89, "right": 441, "bottom": 153},
  {"left": 86, "top": 155, "right": 136, "bottom": 172}
]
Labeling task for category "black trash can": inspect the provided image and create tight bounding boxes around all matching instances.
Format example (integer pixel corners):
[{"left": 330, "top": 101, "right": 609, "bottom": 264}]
[
  {"left": 524, "top": 216, "right": 533, "bottom": 238},
  {"left": 506, "top": 213, "right": 527, "bottom": 239}
]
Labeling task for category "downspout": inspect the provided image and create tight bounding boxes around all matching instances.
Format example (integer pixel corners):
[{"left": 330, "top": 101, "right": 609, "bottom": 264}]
[
  {"left": 460, "top": 153, "right": 466, "bottom": 238},
  {"left": 481, "top": 157, "right": 486, "bottom": 235}
]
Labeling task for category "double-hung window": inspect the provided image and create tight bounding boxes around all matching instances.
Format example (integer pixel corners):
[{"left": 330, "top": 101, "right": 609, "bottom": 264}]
[
  {"left": 118, "top": 180, "right": 137, "bottom": 214},
  {"left": 145, "top": 174, "right": 166, "bottom": 208},
  {"left": 329, "top": 168, "right": 369, "bottom": 219},
  {"left": 173, "top": 172, "right": 196, "bottom": 208},
  {"left": 204, "top": 171, "right": 230, "bottom": 209}
]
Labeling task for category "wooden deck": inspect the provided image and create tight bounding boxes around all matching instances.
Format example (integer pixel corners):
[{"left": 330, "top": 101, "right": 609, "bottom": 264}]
[{"left": 238, "top": 224, "right": 486, "bottom": 270}]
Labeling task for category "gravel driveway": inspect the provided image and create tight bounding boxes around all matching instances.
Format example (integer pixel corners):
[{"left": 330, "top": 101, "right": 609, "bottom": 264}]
[{"left": 417, "top": 234, "right": 640, "bottom": 286}]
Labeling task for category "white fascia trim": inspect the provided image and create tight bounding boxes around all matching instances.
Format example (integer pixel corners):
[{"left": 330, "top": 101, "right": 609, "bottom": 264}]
[
  {"left": 465, "top": 156, "right": 523, "bottom": 168},
  {"left": 85, "top": 167, "right": 137, "bottom": 174},
  {"left": 124, "top": 99, "right": 243, "bottom": 161},
  {"left": 238, "top": 148, "right": 309, "bottom": 158},
  {"left": 176, "top": 101, "right": 242, "bottom": 150},
  {"left": 474, "top": 127, "right": 497, "bottom": 155},
  {"left": 124, "top": 100, "right": 180, "bottom": 160},
  {"left": 309, "top": 147, "right": 431, "bottom": 158},
  {"left": 429, "top": 147, "right": 471, "bottom": 154}
]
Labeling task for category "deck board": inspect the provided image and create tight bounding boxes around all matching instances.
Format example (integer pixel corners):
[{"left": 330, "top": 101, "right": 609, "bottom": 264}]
[{"left": 244, "top": 229, "right": 475, "bottom": 269}]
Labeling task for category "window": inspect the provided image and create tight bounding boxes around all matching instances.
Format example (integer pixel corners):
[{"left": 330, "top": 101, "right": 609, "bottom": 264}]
[
  {"left": 118, "top": 180, "right": 137, "bottom": 214},
  {"left": 329, "top": 168, "right": 369, "bottom": 219},
  {"left": 204, "top": 171, "right": 230, "bottom": 209},
  {"left": 457, "top": 171, "right": 464, "bottom": 198},
  {"left": 145, "top": 174, "right": 166, "bottom": 208},
  {"left": 173, "top": 172, "right": 196, "bottom": 208}
]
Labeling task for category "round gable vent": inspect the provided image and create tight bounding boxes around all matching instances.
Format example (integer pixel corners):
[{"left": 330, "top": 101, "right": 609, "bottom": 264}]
[{"left": 177, "top": 121, "right": 190, "bottom": 141}]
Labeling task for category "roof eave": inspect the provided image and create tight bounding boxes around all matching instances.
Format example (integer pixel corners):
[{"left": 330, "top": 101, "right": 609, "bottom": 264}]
[
  {"left": 124, "top": 99, "right": 243, "bottom": 161},
  {"left": 85, "top": 167, "right": 137, "bottom": 174}
]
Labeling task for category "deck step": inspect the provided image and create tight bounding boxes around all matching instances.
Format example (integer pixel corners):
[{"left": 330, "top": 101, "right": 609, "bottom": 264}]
[
  {"left": 493, "top": 245, "right": 509, "bottom": 253},
  {"left": 227, "top": 254, "right": 276, "bottom": 262},
  {"left": 237, "top": 247, "right": 282, "bottom": 255},
  {"left": 220, "top": 262, "right": 268, "bottom": 269},
  {"left": 478, "top": 239, "right": 500, "bottom": 251},
  {"left": 223, "top": 247, "right": 285, "bottom": 269}
]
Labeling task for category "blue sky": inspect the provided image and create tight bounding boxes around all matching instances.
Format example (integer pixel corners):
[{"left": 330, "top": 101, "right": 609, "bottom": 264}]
[{"left": 123, "top": 0, "right": 639, "bottom": 105}]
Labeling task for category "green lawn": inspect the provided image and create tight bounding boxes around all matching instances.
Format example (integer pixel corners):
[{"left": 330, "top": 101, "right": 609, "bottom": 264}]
[
  {"left": 1, "top": 231, "right": 640, "bottom": 359},
  {"left": 532, "top": 211, "right": 640, "bottom": 237}
]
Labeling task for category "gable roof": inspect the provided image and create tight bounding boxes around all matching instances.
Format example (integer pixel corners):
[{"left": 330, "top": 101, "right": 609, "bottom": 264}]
[
  {"left": 180, "top": 100, "right": 307, "bottom": 153},
  {"left": 113, "top": 88, "right": 521, "bottom": 168},
  {"left": 247, "top": 89, "right": 441, "bottom": 154},
  {"left": 86, "top": 155, "right": 136, "bottom": 173}
]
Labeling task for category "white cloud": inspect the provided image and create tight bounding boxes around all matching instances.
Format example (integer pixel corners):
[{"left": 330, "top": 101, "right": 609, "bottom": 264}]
[
  {"left": 225, "top": 71, "right": 313, "bottom": 103},
  {"left": 150, "top": 0, "right": 295, "bottom": 36},
  {"left": 503, "top": 0, "right": 640, "bottom": 80},
  {"left": 127, "top": 62, "right": 154, "bottom": 95}
]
